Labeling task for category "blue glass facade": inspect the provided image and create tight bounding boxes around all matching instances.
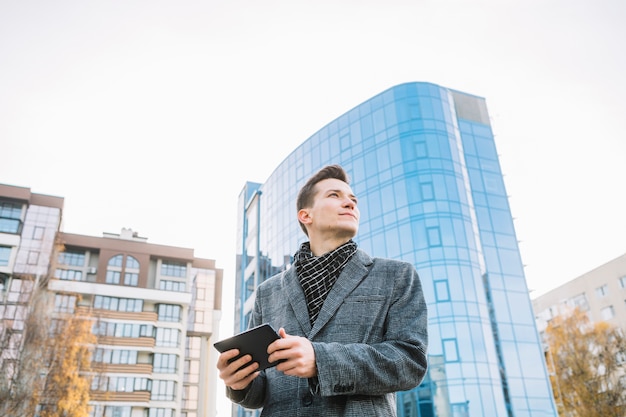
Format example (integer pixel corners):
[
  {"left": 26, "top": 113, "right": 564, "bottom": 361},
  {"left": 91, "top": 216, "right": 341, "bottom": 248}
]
[{"left": 235, "top": 82, "right": 557, "bottom": 416}]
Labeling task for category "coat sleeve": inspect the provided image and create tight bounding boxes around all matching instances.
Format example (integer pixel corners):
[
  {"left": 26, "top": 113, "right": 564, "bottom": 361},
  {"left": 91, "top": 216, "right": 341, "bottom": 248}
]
[
  {"left": 225, "top": 291, "right": 268, "bottom": 409},
  {"left": 313, "top": 261, "right": 428, "bottom": 396}
]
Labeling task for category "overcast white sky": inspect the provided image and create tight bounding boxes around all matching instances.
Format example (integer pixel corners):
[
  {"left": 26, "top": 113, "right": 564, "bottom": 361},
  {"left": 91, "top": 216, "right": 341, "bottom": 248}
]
[{"left": 2, "top": 1, "right": 625, "bottom": 414}]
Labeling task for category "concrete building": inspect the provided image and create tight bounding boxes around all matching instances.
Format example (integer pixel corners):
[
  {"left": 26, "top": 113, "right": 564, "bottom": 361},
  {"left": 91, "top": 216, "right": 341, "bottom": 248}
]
[
  {"left": 235, "top": 82, "right": 557, "bottom": 416},
  {"left": 533, "top": 252, "right": 626, "bottom": 334},
  {"left": 0, "top": 183, "right": 223, "bottom": 417},
  {"left": 0, "top": 183, "right": 64, "bottom": 388}
]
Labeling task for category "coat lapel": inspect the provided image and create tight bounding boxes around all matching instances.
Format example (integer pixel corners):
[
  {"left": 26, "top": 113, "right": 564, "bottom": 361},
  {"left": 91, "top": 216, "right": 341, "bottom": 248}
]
[{"left": 282, "top": 268, "right": 313, "bottom": 335}]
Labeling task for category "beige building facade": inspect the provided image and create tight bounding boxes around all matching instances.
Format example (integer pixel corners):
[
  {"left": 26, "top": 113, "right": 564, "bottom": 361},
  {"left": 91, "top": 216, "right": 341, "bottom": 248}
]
[
  {"left": 533, "top": 252, "right": 626, "bottom": 333},
  {"left": 0, "top": 183, "right": 223, "bottom": 417}
]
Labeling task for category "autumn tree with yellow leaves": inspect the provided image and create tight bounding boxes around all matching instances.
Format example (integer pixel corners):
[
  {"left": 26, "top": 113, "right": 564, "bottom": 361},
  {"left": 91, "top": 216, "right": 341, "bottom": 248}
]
[
  {"left": 544, "top": 306, "right": 626, "bottom": 417},
  {"left": 0, "top": 283, "right": 95, "bottom": 417}
]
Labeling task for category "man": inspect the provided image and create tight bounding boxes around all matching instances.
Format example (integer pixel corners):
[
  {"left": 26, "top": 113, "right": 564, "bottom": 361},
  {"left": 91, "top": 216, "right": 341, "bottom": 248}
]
[{"left": 218, "top": 164, "right": 428, "bottom": 416}]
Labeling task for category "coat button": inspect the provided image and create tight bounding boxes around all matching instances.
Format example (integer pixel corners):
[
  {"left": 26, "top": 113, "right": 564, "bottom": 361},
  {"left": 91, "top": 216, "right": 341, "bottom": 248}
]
[{"left": 302, "top": 393, "right": 313, "bottom": 406}]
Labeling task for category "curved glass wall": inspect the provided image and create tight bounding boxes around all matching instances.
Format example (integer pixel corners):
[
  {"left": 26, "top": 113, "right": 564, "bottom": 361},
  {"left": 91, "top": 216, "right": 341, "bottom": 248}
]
[{"left": 235, "top": 82, "right": 557, "bottom": 416}]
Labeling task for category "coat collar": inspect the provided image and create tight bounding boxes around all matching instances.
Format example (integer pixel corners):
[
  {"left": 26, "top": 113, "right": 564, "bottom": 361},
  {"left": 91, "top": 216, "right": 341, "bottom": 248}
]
[{"left": 281, "top": 249, "right": 373, "bottom": 339}]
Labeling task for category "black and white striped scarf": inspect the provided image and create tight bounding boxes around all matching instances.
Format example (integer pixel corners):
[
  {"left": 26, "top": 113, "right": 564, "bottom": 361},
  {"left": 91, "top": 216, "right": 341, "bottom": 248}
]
[{"left": 294, "top": 240, "right": 358, "bottom": 325}]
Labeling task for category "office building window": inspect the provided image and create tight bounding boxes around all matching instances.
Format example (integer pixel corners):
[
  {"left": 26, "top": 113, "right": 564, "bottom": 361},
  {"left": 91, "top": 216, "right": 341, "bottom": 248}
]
[
  {"left": 0, "top": 246, "right": 11, "bottom": 266},
  {"left": 596, "top": 285, "right": 608, "bottom": 298},
  {"left": 619, "top": 276, "right": 626, "bottom": 289},
  {"left": 443, "top": 338, "right": 459, "bottom": 362},
  {"left": 434, "top": 280, "right": 450, "bottom": 302}
]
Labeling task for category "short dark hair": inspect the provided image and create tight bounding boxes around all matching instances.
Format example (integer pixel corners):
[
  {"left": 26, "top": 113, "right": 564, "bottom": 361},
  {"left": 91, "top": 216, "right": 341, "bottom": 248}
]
[{"left": 296, "top": 164, "right": 350, "bottom": 235}]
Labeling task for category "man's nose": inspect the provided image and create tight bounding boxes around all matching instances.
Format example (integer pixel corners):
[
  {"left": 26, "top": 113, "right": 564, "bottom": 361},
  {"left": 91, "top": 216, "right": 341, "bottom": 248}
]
[{"left": 343, "top": 197, "right": 355, "bottom": 208}]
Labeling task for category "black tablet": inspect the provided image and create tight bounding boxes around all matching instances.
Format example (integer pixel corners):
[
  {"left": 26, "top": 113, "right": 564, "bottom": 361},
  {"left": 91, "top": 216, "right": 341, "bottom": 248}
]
[{"left": 213, "top": 323, "right": 284, "bottom": 371}]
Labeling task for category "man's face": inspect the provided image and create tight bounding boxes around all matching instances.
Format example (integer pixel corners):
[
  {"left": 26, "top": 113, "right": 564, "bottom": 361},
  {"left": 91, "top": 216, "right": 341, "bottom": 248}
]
[{"left": 304, "top": 178, "right": 360, "bottom": 239}]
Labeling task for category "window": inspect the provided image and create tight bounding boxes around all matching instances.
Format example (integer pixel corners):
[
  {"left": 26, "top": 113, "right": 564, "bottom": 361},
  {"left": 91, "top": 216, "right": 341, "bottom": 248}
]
[
  {"left": 0, "top": 246, "right": 11, "bottom": 266},
  {"left": 104, "top": 406, "right": 131, "bottom": 417},
  {"left": 184, "top": 358, "right": 200, "bottom": 383},
  {"left": 569, "top": 293, "right": 589, "bottom": 311},
  {"left": 58, "top": 250, "right": 85, "bottom": 267},
  {"left": 596, "top": 285, "right": 609, "bottom": 298},
  {"left": 32, "top": 226, "right": 45, "bottom": 240},
  {"left": 55, "top": 269, "right": 84, "bottom": 281},
  {"left": 156, "top": 328, "right": 180, "bottom": 347},
  {"left": 106, "top": 255, "right": 140, "bottom": 287},
  {"left": 601, "top": 306, "right": 615, "bottom": 320},
  {"left": 92, "top": 376, "right": 150, "bottom": 392},
  {"left": 124, "top": 272, "right": 138, "bottom": 286},
  {"left": 186, "top": 336, "right": 201, "bottom": 358},
  {"left": 443, "top": 338, "right": 459, "bottom": 362},
  {"left": 153, "top": 353, "right": 178, "bottom": 373},
  {"left": 159, "top": 280, "right": 186, "bottom": 292},
  {"left": 54, "top": 294, "right": 76, "bottom": 313},
  {"left": 93, "top": 349, "right": 138, "bottom": 364},
  {"left": 93, "top": 296, "right": 143, "bottom": 312},
  {"left": 434, "top": 280, "right": 450, "bottom": 302},
  {"left": 93, "top": 322, "right": 154, "bottom": 338},
  {"left": 620, "top": 276, "right": 626, "bottom": 289},
  {"left": 0, "top": 201, "right": 22, "bottom": 234},
  {"left": 148, "top": 409, "right": 175, "bottom": 417},
  {"left": 109, "top": 255, "right": 123, "bottom": 267},
  {"left": 182, "top": 384, "right": 198, "bottom": 409},
  {"left": 427, "top": 227, "right": 442, "bottom": 247},
  {"left": 161, "top": 261, "right": 187, "bottom": 278},
  {"left": 126, "top": 256, "right": 140, "bottom": 269},
  {"left": 151, "top": 380, "right": 176, "bottom": 401},
  {"left": 105, "top": 270, "right": 121, "bottom": 284},
  {"left": 157, "top": 304, "right": 181, "bottom": 322}
]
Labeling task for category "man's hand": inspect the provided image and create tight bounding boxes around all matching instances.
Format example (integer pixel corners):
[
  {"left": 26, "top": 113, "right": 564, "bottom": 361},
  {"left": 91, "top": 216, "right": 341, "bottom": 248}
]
[
  {"left": 268, "top": 328, "right": 317, "bottom": 378},
  {"left": 217, "top": 350, "right": 260, "bottom": 390}
]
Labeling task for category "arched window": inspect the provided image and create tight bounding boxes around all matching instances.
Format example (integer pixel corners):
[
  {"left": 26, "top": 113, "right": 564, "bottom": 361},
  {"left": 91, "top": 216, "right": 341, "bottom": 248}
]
[
  {"left": 124, "top": 256, "right": 140, "bottom": 286},
  {"left": 105, "top": 254, "right": 140, "bottom": 287}
]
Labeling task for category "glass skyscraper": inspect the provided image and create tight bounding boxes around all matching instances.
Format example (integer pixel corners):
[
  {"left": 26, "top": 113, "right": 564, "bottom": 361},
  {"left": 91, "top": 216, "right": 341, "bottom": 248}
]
[{"left": 235, "top": 82, "right": 557, "bottom": 416}]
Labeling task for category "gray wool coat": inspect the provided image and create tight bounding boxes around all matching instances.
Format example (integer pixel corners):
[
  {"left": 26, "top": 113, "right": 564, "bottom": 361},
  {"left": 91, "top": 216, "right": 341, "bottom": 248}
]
[{"left": 227, "top": 249, "right": 428, "bottom": 416}]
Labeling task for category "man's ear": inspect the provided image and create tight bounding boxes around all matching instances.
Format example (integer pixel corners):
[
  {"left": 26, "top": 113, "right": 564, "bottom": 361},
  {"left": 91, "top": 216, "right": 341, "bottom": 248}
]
[{"left": 297, "top": 208, "right": 312, "bottom": 226}]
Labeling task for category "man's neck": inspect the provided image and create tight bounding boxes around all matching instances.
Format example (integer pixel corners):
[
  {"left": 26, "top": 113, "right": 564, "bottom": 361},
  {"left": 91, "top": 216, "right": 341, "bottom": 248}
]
[{"left": 309, "top": 237, "right": 352, "bottom": 257}]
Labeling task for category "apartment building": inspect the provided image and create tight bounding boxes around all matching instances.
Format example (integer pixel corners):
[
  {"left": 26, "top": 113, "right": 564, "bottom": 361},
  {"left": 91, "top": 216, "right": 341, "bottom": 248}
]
[
  {"left": 1, "top": 183, "right": 223, "bottom": 417},
  {"left": 533, "top": 252, "right": 626, "bottom": 333}
]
